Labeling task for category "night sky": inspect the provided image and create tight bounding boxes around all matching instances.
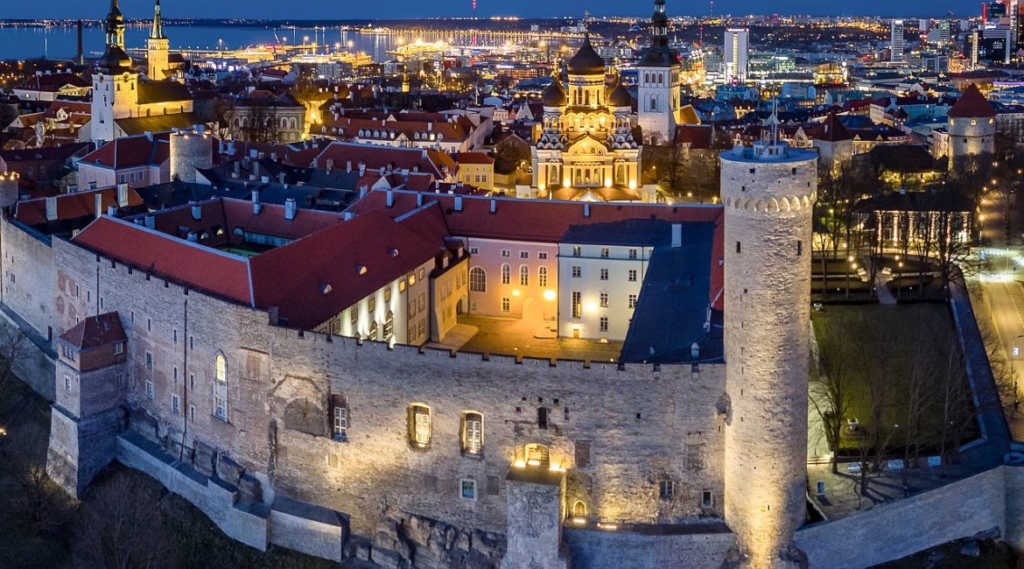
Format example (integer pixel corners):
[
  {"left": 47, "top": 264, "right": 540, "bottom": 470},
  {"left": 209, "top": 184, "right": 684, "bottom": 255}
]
[{"left": 3, "top": 0, "right": 984, "bottom": 19}]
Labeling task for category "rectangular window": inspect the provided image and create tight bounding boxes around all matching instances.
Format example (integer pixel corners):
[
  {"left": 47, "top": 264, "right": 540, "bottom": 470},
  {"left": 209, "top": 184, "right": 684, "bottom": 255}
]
[
  {"left": 145, "top": 380, "right": 154, "bottom": 399},
  {"left": 572, "top": 266, "right": 581, "bottom": 278},
  {"left": 797, "top": 241, "right": 802, "bottom": 256},
  {"left": 147, "top": 318, "right": 152, "bottom": 332},
  {"left": 173, "top": 366, "right": 178, "bottom": 382},
  {"left": 629, "top": 269, "right": 638, "bottom": 282},
  {"left": 173, "top": 329, "right": 178, "bottom": 343},
  {"left": 538, "top": 267, "right": 548, "bottom": 287},
  {"left": 461, "top": 479, "right": 477, "bottom": 501},
  {"left": 418, "top": 294, "right": 425, "bottom": 312},
  {"left": 599, "top": 316, "right": 608, "bottom": 332},
  {"left": 736, "top": 241, "right": 741, "bottom": 254},
  {"left": 145, "top": 351, "right": 153, "bottom": 370},
  {"left": 418, "top": 268, "right": 425, "bottom": 280},
  {"left": 629, "top": 249, "right": 638, "bottom": 259},
  {"left": 660, "top": 480, "right": 674, "bottom": 500},
  {"left": 629, "top": 294, "right": 637, "bottom": 309},
  {"left": 368, "top": 297, "right": 376, "bottom": 312},
  {"left": 469, "top": 247, "right": 479, "bottom": 255},
  {"left": 572, "top": 291, "right": 581, "bottom": 318},
  {"left": 463, "top": 412, "right": 483, "bottom": 455},
  {"left": 519, "top": 251, "right": 529, "bottom": 259},
  {"left": 572, "top": 246, "right": 581, "bottom": 257},
  {"left": 64, "top": 376, "right": 72, "bottom": 392},
  {"left": 409, "top": 299, "right": 417, "bottom": 317},
  {"left": 189, "top": 405, "right": 196, "bottom": 422},
  {"left": 538, "top": 252, "right": 548, "bottom": 260},
  {"left": 410, "top": 405, "right": 431, "bottom": 447},
  {"left": 384, "top": 288, "right": 392, "bottom": 302},
  {"left": 600, "top": 268, "right": 608, "bottom": 281},
  {"left": 600, "top": 292, "right": 608, "bottom": 307},
  {"left": 333, "top": 405, "right": 348, "bottom": 440},
  {"left": 172, "top": 394, "right": 181, "bottom": 415},
  {"left": 501, "top": 297, "right": 510, "bottom": 313},
  {"left": 214, "top": 395, "right": 228, "bottom": 421},
  {"left": 702, "top": 491, "right": 714, "bottom": 508}
]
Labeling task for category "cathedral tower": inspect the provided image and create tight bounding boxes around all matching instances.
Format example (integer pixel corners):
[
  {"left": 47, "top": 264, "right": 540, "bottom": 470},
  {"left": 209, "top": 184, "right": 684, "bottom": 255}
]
[
  {"left": 720, "top": 135, "right": 817, "bottom": 568},
  {"left": 147, "top": 0, "right": 171, "bottom": 80},
  {"left": 637, "top": 0, "right": 681, "bottom": 145},
  {"left": 91, "top": 0, "right": 136, "bottom": 144}
]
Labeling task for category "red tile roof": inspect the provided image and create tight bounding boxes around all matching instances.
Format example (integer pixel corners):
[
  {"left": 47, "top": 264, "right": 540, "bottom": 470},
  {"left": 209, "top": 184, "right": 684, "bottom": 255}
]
[
  {"left": 456, "top": 152, "right": 494, "bottom": 165},
  {"left": 310, "top": 142, "right": 453, "bottom": 179},
  {"left": 14, "top": 186, "right": 146, "bottom": 226},
  {"left": 14, "top": 73, "right": 90, "bottom": 92},
  {"left": 812, "top": 113, "right": 853, "bottom": 142},
  {"left": 947, "top": 83, "right": 997, "bottom": 118},
  {"left": 346, "top": 189, "right": 724, "bottom": 243},
  {"left": 249, "top": 206, "right": 450, "bottom": 329},
  {"left": 80, "top": 133, "right": 172, "bottom": 170},
  {"left": 73, "top": 216, "right": 254, "bottom": 306},
  {"left": 144, "top": 198, "right": 345, "bottom": 246},
  {"left": 60, "top": 312, "right": 126, "bottom": 350}
]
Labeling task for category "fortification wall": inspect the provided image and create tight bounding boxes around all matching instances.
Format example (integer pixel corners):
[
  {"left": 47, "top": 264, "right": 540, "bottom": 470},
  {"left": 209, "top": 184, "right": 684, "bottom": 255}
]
[
  {"left": 50, "top": 236, "right": 729, "bottom": 540},
  {"left": 1, "top": 219, "right": 55, "bottom": 342},
  {"left": 795, "top": 467, "right": 1007, "bottom": 568},
  {"left": 563, "top": 526, "right": 734, "bottom": 569}
]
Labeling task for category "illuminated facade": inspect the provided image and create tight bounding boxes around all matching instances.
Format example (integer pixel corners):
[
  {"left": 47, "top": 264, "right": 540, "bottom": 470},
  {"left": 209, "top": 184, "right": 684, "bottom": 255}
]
[{"left": 531, "top": 36, "right": 641, "bottom": 201}]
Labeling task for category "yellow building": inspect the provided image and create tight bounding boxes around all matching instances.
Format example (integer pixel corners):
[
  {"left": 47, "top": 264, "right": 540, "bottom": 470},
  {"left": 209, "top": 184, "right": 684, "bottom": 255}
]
[{"left": 456, "top": 152, "right": 495, "bottom": 192}]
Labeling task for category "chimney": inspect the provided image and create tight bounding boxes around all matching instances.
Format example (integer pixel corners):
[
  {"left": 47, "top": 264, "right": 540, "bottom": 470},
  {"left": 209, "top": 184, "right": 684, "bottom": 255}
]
[
  {"left": 416, "top": 193, "right": 424, "bottom": 207},
  {"left": 250, "top": 149, "right": 258, "bottom": 159},
  {"left": 187, "top": 231, "right": 198, "bottom": 242},
  {"left": 358, "top": 162, "right": 366, "bottom": 176},
  {"left": 326, "top": 158, "right": 334, "bottom": 171},
  {"left": 253, "top": 162, "right": 260, "bottom": 177},
  {"left": 343, "top": 211, "right": 355, "bottom": 221},
  {"left": 76, "top": 20, "right": 84, "bottom": 65},
  {"left": 260, "top": 175, "right": 270, "bottom": 183},
  {"left": 117, "top": 183, "right": 129, "bottom": 207},
  {"left": 144, "top": 215, "right": 155, "bottom": 229},
  {"left": 489, "top": 198, "right": 496, "bottom": 214},
  {"left": 427, "top": 122, "right": 433, "bottom": 132},
  {"left": 233, "top": 161, "right": 241, "bottom": 175},
  {"left": 227, "top": 140, "right": 236, "bottom": 155},
  {"left": 386, "top": 189, "right": 394, "bottom": 208},
  {"left": 191, "top": 203, "right": 202, "bottom": 220},
  {"left": 270, "top": 152, "right": 278, "bottom": 162},
  {"left": 94, "top": 193, "right": 103, "bottom": 219},
  {"left": 45, "top": 196, "right": 57, "bottom": 221},
  {"left": 107, "top": 205, "right": 117, "bottom": 217},
  {"left": 454, "top": 196, "right": 463, "bottom": 212},
  {"left": 690, "top": 342, "right": 700, "bottom": 360},
  {"left": 346, "top": 160, "right": 352, "bottom": 173},
  {"left": 278, "top": 172, "right": 286, "bottom": 184},
  {"left": 285, "top": 198, "right": 297, "bottom": 220},
  {"left": 671, "top": 223, "right": 682, "bottom": 248},
  {"left": 584, "top": 203, "right": 590, "bottom": 218}
]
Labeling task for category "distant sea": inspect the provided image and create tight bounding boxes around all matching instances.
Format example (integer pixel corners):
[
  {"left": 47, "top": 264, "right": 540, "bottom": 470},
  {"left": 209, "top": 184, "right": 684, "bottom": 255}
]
[{"left": 0, "top": 24, "right": 404, "bottom": 61}]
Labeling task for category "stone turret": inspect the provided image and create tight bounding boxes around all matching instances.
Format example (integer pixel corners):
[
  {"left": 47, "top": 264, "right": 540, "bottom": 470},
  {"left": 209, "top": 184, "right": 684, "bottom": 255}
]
[
  {"left": 720, "top": 138, "right": 817, "bottom": 568},
  {"left": 947, "top": 83, "right": 996, "bottom": 169},
  {"left": 170, "top": 127, "right": 213, "bottom": 183}
]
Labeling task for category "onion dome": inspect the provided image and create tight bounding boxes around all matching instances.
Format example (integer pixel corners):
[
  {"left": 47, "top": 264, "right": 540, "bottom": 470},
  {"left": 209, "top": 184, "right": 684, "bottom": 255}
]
[
  {"left": 607, "top": 75, "right": 632, "bottom": 107},
  {"left": 98, "top": 46, "right": 133, "bottom": 72},
  {"left": 541, "top": 75, "right": 568, "bottom": 107},
  {"left": 567, "top": 34, "right": 606, "bottom": 76}
]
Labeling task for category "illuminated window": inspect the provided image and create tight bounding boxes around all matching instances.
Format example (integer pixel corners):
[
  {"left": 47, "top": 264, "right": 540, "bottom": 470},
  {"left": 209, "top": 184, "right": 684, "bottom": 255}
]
[
  {"left": 408, "top": 404, "right": 431, "bottom": 447},
  {"left": 501, "top": 264, "right": 511, "bottom": 284},
  {"left": 501, "top": 297, "right": 510, "bottom": 313},
  {"left": 519, "top": 265, "right": 529, "bottom": 286},
  {"left": 462, "top": 412, "right": 483, "bottom": 455},
  {"left": 600, "top": 292, "right": 608, "bottom": 307},
  {"left": 572, "top": 291, "right": 581, "bottom": 318},
  {"left": 214, "top": 353, "right": 228, "bottom": 421},
  {"left": 538, "top": 267, "right": 548, "bottom": 287},
  {"left": 383, "top": 311, "right": 394, "bottom": 341},
  {"left": 470, "top": 267, "right": 486, "bottom": 292},
  {"left": 524, "top": 443, "right": 550, "bottom": 467},
  {"left": 368, "top": 321, "right": 378, "bottom": 340},
  {"left": 573, "top": 501, "right": 587, "bottom": 518}
]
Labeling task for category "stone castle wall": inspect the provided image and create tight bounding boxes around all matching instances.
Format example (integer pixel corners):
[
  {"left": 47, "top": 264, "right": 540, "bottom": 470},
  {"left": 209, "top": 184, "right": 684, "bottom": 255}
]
[{"left": 49, "top": 232, "right": 729, "bottom": 540}]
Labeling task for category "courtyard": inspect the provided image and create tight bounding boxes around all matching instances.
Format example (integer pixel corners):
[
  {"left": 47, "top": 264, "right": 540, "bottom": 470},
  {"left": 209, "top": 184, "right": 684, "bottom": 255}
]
[{"left": 429, "top": 315, "right": 624, "bottom": 363}]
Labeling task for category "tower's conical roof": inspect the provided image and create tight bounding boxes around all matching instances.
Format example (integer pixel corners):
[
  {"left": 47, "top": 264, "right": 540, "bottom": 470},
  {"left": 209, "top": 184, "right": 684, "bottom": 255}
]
[{"left": 948, "top": 83, "right": 996, "bottom": 118}]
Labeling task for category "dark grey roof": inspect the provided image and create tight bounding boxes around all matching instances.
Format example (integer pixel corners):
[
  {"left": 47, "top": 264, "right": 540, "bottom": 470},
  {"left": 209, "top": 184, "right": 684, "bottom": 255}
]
[
  {"left": 137, "top": 80, "right": 192, "bottom": 105},
  {"left": 619, "top": 222, "right": 722, "bottom": 364},
  {"left": 562, "top": 219, "right": 679, "bottom": 246},
  {"left": 114, "top": 112, "right": 204, "bottom": 136},
  {"left": 637, "top": 45, "right": 680, "bottom": 68}
]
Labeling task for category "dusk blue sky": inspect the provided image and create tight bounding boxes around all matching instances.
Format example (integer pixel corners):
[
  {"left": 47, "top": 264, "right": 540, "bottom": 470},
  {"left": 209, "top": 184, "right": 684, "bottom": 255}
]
[{"left": 1, "top": 0, "right": 984, "bottom": 19}]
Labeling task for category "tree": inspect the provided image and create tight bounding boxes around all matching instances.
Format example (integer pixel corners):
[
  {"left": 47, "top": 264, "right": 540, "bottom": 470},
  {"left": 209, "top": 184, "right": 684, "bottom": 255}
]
[
  {"left": 0, "top": 325, "right": 28, "bottom": 421},
  {"left": 811, "top": 312, "right": 855, "bottom": 473},
  {"left": 236, "top": 102, "right": 279, "bottom": 144}
]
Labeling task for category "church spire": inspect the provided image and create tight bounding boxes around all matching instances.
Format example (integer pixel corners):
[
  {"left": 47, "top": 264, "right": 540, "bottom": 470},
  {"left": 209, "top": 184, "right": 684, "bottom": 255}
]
[
  {"left": 651, "top": 0, "right": 669, "bottom": 47},
  {"left": 104, "top": 0, "right": 125, "bottom": 49},
  {"left": 151, "top": 0, "right": 165, "bottom": 40}
]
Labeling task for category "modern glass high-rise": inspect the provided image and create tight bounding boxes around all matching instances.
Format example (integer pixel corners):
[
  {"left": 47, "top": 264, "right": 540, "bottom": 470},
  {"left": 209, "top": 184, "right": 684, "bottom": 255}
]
[
  {"left": 891, "top": 19, "right": 906, "bottom": 62},
  {"left": 723, "top": 28, "right": 749, "bottom": 83}
]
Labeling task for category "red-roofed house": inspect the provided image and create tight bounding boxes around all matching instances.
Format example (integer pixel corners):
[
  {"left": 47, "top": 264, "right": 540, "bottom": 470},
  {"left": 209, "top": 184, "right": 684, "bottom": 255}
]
[
  {"left": 77, "top": 133, "right": 172, "bottom": 189},
  {"left": 13, "top": 72, "right": 91, "bottom": 102},
  {"left": 455, "top": 152, "right": 494, "bottom": 191}
]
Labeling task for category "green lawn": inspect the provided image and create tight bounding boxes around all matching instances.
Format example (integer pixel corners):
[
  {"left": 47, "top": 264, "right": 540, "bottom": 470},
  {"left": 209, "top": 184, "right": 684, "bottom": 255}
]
[{"left": 811, "top": 303, "right": 976, "bottom": 457}]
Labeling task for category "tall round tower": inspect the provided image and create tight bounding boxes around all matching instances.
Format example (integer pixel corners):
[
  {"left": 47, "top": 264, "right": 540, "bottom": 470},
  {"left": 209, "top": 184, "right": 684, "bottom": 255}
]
[
  {"left": 169, "top": 127, "right": 213, "bottom": 183},
  {"left": 720, "top": 139, "right": 817, "bottom": 568},
  {"left": 0, "top": 171, "right": 19, "bottom": 209},
  {"left": 947, "top": 83, "right": 996, "bottom": 170}
]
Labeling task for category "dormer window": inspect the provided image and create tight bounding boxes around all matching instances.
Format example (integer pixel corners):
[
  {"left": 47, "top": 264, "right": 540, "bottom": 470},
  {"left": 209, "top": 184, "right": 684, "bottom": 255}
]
[
  {"left": 113, "top": 342, "right": 124, "bottom": 355},
  {"left": 61, "top": 344, "right": 76, "bottom": 362}
]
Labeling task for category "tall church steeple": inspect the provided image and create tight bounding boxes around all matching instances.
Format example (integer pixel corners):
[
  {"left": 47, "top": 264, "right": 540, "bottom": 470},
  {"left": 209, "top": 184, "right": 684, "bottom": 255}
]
[
  {"left": 636, "top": 0, "right": 682, "bottom": 145},
  {"left": 97, "top": 0, "right": 132, "bottom": 73},
  {"left": 151, "top": 0, "right": 165, "bottom": 40},
  {"left": 651, "top": 0, "right": 669, "bottom": 45},
  {"left": 92, "top": 0, "right": 138, "bottom": 144},
  {"left": 147, "top": 0, "right": 171, "bottom": 80}
]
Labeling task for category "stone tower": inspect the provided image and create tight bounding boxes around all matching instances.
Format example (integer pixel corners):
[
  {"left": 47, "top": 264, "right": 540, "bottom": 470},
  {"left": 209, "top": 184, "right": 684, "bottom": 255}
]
[
  {"left": 0, "top": 170, "right": 19, "bottom": 210},
  {"left": 947, "top": 83, "right": 996, "bottom": 170},
  {"left": 170, "top": 126, "right": 213, "bottom": 183},
  {"left": 720, "top": 136, "right": 817, "bottom": 568},
  {"left": 147, "top": 0, "right": 171, "bottom": 81},
  {"left": 91, "top": 0, "right": 136, "bottom": 144},
  {"left": 636, "top": 0, "right": 681, "bottom": 145}
]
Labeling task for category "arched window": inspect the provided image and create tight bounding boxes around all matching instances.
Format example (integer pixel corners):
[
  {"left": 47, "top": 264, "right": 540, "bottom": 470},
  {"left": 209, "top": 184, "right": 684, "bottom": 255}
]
[
  {"left": 538, "top": 266, "right": 548, "bottom": 287},
  {"left": 519, "top": 265, "right": 529, "bottom": 286},
  {"left": 469, "top": 267, "right": 486, "bottom": 292},
  {"left": 383, "top": 311, "right": 394, "bottom": 341},
  {"left": 462, "top": 411, "right": 483, "bottom": 455},
  {"left": 214, "top": 353, "right": 228, "bottom": 421},
  {"left": 573, "top": 501, "right": 587, "bottom": 519},
  {"left": 651, "top": 97, "right": 657, "bottom": 112},
  {"left": 525, "top": 443, "right": 550, "bottom": 467},
  {"left": 408, "top": 403, "right": 431, "bottom": 447},
  {"left": 616, "top": 165, "right": 625, "bottom": 184},
  {"left": 368, "top": 321, "right": 379, "bottom": 340},
  {"left": 501, "top": 263, "right": 511, "bottom": 285}
]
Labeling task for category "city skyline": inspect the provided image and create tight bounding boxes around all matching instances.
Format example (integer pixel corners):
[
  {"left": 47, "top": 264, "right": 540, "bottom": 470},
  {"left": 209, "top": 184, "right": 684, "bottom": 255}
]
[{"left": 0, "top": 0, "right": 995, "bottom": 20}]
